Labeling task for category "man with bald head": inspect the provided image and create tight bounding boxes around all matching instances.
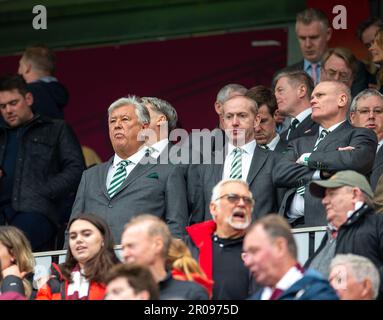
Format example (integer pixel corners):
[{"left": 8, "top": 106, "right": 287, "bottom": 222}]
[{"left": 273, "top": 81, "right": 377, "bottom": 227}]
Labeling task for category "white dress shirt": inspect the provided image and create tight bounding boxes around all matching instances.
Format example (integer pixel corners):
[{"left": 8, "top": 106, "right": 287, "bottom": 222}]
[
  {"left": 222, "top": 140, "right": 256, "bottom": 181},
  {"left": 148, "top": 138, "right": 169, "bottom": 159},
  {"left": 106, "top": 147, "right": 147, "bottom": 188},
  {"left": 267, "top": 134, "right": 280, "bottom": 151},
  {"left": 260, "top": 265, "right": 304, "bottom": 300}
]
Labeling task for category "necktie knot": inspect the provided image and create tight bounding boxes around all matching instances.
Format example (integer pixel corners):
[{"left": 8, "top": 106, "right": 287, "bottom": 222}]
[
  {"left": 320, "top": 129, "right": 329, "bottom": 139},
  {"left": 233, "top": 147, "right": 243, "bottom": 155},
  {"left": 119, "top": 160, "right": 130, "bottom": 168},
  {"left": 260, "top": 144, "right": 270, "bottom": 150},
  {"left": 145, "top": 146, "right": 156, "bottom": 157},
  {"left": 291, "top": 118, "right": 299, "bottom": 130}
]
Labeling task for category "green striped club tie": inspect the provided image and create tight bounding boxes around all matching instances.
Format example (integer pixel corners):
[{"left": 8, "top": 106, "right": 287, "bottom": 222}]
[
  {"left": 229, "top": 147, "right": 242, "bottom": 179},
  {"left": 108, "top": 160, "right": 131, "bottom": 198}
]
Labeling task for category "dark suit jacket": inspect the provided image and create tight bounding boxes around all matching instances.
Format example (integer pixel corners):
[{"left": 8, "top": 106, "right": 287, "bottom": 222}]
[
  {"left": 70, "top": 155, "right": 189, "bottom": 243},
  {"left": 193, "top": 145, "right": 278, "bottom": 222},
  {"left": 280, "top": 114, "right": 319, "bottom": 142},
  {"left": 273, "top": 138, "right": 288, "bottom": 154},
  {"left": 273, "top": 121, "right": 377, "bottom": 227},
  {"left": 371, "top": 147, "right": 383, "bottom": 191}
]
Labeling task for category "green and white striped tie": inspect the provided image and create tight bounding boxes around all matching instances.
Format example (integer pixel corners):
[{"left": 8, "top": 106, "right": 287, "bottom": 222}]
[
  {"left": 108, "top": 160, "right": 131, "bottom": 198},
  {"left": 229, "top": 147, "right": 242, "bottom": 179}
]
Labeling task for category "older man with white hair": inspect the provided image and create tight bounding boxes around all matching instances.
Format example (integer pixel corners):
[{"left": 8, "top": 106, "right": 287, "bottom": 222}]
[
  {"left": 186, "top": 179, "right": 257, "bottom": 300},
  {"left": 329, "top": 254, "right": 380, "bottom": 300}
]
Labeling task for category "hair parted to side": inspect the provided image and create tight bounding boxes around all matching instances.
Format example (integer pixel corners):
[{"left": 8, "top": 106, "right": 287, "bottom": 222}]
[
  {"left": 216, "top": 84, "right": 247, "bottom": 104},
  {"left": 296, "top": 8, "right": 329, "bottom": 29},
  {"left": 356, "top": 17, "right": 383, "bottom": 42},
  {"left": 221, "top": 94, "right": 258, "bottom": 117},
  {"left": 106, "top": 263, "right": 159, "bottom": 299},
  {"left": 246, "top": 85, "right": 277, "bottom": 116},
  {"left": 321, "top": 47, "right": 358, "bottom": 79},
  {"left": 249, "top": 214, "right": 297, "bottom": 259},
  {"left": 63, "top": 213, "right": 120, "bottom": 284},
  {"left": 330, "top": 254, "right": 380, "bottom": 299},
  {"left": 141, "top": 96, "right": 178, "bottom": 131},
  {"left": 124, "top": 214, "right": 172, "bottom": 259},
  {"left": 23, "top": 44, "right": 56, "bottom": 75},
  {"left": 274, "top": 70, "right": 314, "bottom": 100},
  {"left": 0, "top": 74, "right": 30, "bottom": 96},
  {"left": 108, "top": 95, "right": 150, "bottom": 125}
]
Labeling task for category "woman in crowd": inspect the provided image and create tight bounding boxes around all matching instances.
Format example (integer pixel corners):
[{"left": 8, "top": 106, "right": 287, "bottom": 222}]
[
  {"left": 369, "top": 29, "right": 383, "bottom": 92},
  {"left": 0, "top": 226, "right": 35, "bottom": 299},
  {"left": 167, "top": 238, "right": 213, "bottom": 298},
  {"left": 36, "top": 213, "right": 121, "bottom": 300}
]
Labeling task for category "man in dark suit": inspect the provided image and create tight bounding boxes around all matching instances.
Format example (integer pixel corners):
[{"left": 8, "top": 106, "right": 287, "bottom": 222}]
[
  {"left": 276, "top": 8, "right": 368, "bottom": 97},
  {"left": 246, "top": 85, "right": 288, "bottom": 153},
  {"left": 70, "top": 95, "right": 189, "bottom": 243},
  {"left": 275, "top": 70, "right": 318, "bottom": 142},
  {"left": 350, "top": 89, "right": 383, "bottom": 191},
  {"left": 197, "top": 95, "right": 278, "bottom": 221},
  {"left": 273, "top": 81, "right": 377, "bottom": 227}
]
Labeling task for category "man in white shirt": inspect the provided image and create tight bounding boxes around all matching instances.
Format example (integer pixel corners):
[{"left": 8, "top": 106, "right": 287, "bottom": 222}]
[
  {"left": 349, "top": 89, "right": 383, "bottom": 190},
  {"left": 198, "top": 95, "right": 278, "bottom": 221},
  {"left": 70, "top": 95, "right": 189, "bottom": 243},
  {"left": 273, "top": 81, "right": 377, "bottom": 227},
  {"left": 244, "top": 214, "right": 338, "bottom": 300},
  {"left": 274, "top": 70, "right": 318, "bottom": 142}
]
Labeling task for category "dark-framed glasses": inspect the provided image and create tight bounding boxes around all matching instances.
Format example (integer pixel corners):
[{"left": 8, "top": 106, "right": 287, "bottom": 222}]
[{"left": 215, "top": 193, "right": 254, "bottom": 206}]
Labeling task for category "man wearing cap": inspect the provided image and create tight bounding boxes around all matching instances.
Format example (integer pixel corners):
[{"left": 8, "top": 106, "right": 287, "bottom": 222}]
[{"left": 306, "top": 170, "right": 383, "bottom": 297}]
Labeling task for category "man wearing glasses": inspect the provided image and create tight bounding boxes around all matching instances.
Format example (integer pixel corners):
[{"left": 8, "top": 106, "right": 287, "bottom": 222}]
[
  {"left": 186, "top": 179, "right": 257, "bottom": 300},
  {"left": 350, "top": 89, "right": 383, "bottom": 190}
]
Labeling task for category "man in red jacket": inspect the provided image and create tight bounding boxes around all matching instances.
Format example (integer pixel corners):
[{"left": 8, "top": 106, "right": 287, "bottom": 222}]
[{"left": 186, "top": 179, "right": 257, "bottom": 300}]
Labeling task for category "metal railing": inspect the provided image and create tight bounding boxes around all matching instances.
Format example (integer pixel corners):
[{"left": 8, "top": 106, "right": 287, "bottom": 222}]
[{"left": 32, "top": 227, "right": 327, "bottom": 275}]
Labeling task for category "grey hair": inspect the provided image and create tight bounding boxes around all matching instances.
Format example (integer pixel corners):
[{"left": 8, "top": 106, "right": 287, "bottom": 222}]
[
  {"left": 330, "top": 254, "right": 380, "bottom": 299},
  {"left": 216, "top": 84, "right": 247, "bottom": 104},
  {"left": 108, "top": 95, "right": 150, "bottom": 125},
  {"left": 274, "top": 70, "right": 314, "bottom": 100},
  {"left": 350, "top": 88, "right": 383, "bottom": 113},
  {"left": 141, "top": 97, "right": 178, "bottom": 131},
  {"left": 211, "top": 179, "right": 252, "bottom": 203}
]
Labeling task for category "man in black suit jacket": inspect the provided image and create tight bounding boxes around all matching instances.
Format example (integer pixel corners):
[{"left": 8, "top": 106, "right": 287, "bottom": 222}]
[
  {"left": 350, "top": 89, "right": 383, "bottom": 191},
  {"left": 195, "top": 95, "right": 278, "bottom": 221},
  {"left": 273, "top": 81, "right": 377, "bottom": 227},
  {"left": 275, "top": 70, "right": 318, "bottom": 142},
  {"left": 275, "top": 8, "right": 368, "bottom": 98}
]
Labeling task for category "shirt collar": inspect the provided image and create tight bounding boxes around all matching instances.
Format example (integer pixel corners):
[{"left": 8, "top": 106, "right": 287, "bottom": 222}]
[
  {"left": 294, "top": 108, "right": 312, "bottom": 123},
  {"left": 149, "top": 138, "right": 169, "bottom": 157},
  {"left": 267, "top": 134, "right": 280, "bottom": 150},
  {"left": 269, "top": 265, "right": 304, "bottom": 292},
  {"left": 304, "top": 59, "right": 321, "bottom": 71},
  {"left": 377, "top": 139, "right": 383, "bottom": 153},
  {"left": 112, "top": 147, "right": 146, "bottom": 167},
  {"left": 228, "top": 139, "right": 256, "bottom": 155},
  {"left": 319, "top": 120, "right": 345, "bottom": 135}
]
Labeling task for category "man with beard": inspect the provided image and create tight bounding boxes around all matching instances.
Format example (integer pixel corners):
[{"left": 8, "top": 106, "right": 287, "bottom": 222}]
[{"left": 186, "top": 179, "right": 257, "bottom": 300}]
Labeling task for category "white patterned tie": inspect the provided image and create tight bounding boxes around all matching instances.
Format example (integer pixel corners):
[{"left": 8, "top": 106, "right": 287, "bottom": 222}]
[
  {"left": 108, "top": 160, "right": 131, "bottom": 198},
  {"left": 297, "top": 130, "right": 329, "bottom": 196},
  {"left": 229, "top": 147, "right": 242, "bottom": 179}
]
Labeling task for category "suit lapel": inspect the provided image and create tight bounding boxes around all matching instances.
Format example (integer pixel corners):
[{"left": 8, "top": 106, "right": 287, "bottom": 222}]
[
  {"left": 374, "top": 147, "right": 383, "bottom": 170},
  {"left": 314, "top": 121, "right": 349, "bottom": 151},
  {"left": 102, "top": 158, "right": 114, "bottom": 198},
  {"left": 247, "top": 146, "right": 268, "bottom": 185}
]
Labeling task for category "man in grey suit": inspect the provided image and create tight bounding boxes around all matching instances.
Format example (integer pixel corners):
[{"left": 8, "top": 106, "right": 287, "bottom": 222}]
[
  {"left": 70, "top": 95, "right": 189, "bottom": 243},
  {"left": 349, "top": 89, "right": 383, "bottom": 191},
  {"left": 197, "top": 95, "right": 278, "bottom": 221},
  {"left": 273, "top": 81, "right": 377, "bottom": 227}
]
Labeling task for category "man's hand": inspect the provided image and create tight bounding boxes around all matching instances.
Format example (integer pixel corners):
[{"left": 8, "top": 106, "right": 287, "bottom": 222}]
[
  {"left": 337, "top": 146, "right": 355, "bottom": 151},
  {"left": 296, "top": 153, "right": 312, "bottom": 166}
]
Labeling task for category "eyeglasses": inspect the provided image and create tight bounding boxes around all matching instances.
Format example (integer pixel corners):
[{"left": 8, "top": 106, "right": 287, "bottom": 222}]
[
  {"left": 355, "top": 108, "right": 383, "bottom": 116},
  {"left": 214, "top": 193, "right": 255, "bottom": 206},
  {"left": 323, "top": 68, "right": 351, "bottom": 83}
]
